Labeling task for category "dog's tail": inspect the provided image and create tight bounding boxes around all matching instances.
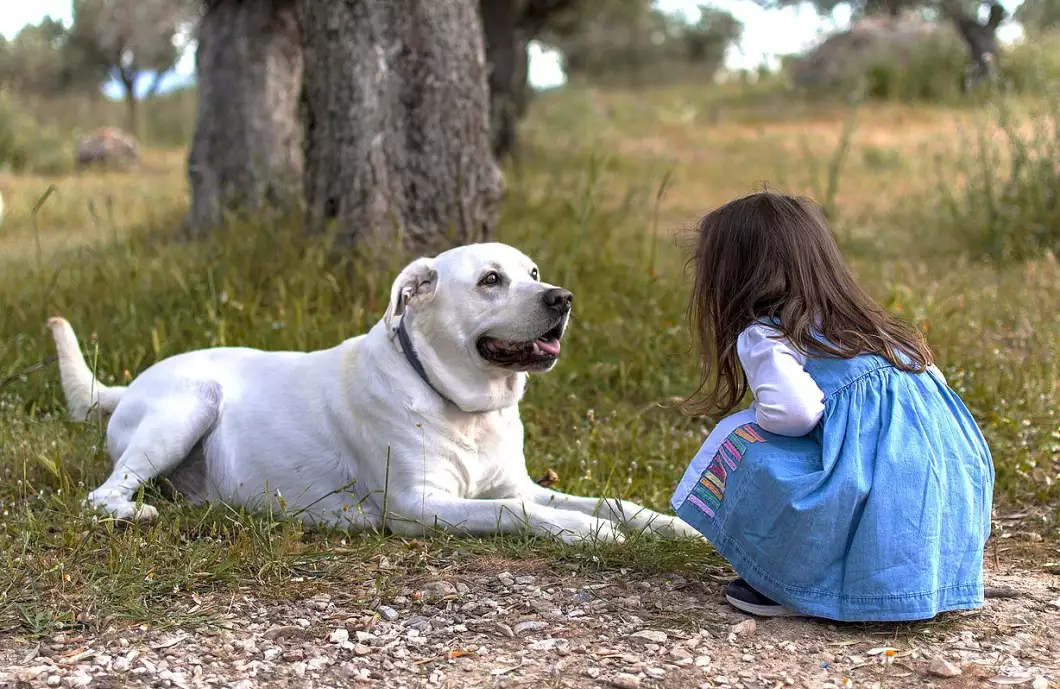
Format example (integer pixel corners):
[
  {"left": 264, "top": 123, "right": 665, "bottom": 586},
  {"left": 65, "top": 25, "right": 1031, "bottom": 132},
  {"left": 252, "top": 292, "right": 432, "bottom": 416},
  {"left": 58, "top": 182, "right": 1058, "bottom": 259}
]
[{"left": 47, "top": 317, "right": 126, "bottom": 421}]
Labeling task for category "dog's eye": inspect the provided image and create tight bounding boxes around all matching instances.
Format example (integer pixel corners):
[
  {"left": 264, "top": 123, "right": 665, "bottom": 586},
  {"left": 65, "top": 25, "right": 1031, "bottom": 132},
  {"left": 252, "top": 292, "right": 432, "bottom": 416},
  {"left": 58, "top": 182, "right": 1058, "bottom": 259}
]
[
  {"left": 479, "top": 271, "right": 501, "bottom": 287},
  {"left": 530, "top": 268, "right": 539, "bottom": 281}
]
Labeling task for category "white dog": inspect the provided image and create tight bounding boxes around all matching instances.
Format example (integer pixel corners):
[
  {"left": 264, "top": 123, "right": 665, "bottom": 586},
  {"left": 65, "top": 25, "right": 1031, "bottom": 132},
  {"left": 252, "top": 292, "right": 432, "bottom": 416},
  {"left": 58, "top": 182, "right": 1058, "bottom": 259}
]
[{"left": 49, "top": 243, "right": 697, "bottom": 543}]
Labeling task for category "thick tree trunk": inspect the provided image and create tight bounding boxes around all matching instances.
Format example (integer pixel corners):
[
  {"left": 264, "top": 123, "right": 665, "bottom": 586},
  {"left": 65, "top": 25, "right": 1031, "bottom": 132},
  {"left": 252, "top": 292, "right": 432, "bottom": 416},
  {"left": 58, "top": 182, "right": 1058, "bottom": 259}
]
[
  {"left": 300, "top": 0, "right": 503, "bottom": 249},
  {"left": 186, "top": 0, "right": 304, "bottom": 234},
  {"left": 119, "top": 70, "right": 138, "bottom": 139}
]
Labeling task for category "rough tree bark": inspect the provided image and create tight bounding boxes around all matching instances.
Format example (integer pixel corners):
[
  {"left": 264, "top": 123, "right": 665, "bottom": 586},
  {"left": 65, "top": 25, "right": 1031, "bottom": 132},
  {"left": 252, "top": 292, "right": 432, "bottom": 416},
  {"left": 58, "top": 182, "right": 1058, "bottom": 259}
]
[
  {"left": 186, "top": 0, "right": 304, "bottom": 234},
  {"left": 299, "top": 0, "right": 504, "bottom": 249}
]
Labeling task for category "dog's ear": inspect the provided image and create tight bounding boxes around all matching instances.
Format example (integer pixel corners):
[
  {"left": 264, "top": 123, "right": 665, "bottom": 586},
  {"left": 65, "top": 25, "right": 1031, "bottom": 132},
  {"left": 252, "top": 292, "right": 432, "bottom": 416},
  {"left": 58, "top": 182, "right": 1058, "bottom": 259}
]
[{"left": 384, "top": 257, "right": 438, "bottom": 330}]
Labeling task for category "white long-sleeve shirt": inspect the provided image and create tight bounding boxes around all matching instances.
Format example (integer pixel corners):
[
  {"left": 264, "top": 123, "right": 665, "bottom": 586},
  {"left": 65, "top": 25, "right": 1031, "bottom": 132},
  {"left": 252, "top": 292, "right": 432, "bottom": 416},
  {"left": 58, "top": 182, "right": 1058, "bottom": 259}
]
[
  {"left": 737, "top": 323, "right": 946, "bottom": 437},
  {"left": 737, "top": 324, "right": 826, "bottom": 437}
]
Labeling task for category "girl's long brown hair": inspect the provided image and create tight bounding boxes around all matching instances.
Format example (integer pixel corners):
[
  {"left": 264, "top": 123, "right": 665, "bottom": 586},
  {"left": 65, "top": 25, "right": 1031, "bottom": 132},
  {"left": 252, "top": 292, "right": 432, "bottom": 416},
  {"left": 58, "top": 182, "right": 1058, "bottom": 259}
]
[{"left": 683, "top": 191, "right": 933, "bottom": 418}]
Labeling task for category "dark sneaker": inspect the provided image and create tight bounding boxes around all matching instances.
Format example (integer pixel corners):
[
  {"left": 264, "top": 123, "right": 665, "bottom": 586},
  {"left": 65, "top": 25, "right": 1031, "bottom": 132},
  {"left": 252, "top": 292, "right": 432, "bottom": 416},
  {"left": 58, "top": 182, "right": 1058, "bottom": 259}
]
[{"left": 724, "top": 578, "right": 802, "bottom": 617}]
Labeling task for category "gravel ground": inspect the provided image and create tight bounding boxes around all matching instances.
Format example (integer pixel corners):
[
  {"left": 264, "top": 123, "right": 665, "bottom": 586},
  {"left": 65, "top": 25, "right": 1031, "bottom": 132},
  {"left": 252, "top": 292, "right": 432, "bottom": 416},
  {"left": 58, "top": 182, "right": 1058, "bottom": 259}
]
[{"left": 2, "top": 554, "right": 1057, "bottom": 689}]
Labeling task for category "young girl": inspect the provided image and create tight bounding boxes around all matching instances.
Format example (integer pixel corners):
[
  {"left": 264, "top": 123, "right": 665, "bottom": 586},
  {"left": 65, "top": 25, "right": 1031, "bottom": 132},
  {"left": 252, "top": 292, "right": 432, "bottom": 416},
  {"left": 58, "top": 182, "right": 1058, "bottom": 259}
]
[{"left": 671, "top": 192, "right": 994, "bottom": 622}]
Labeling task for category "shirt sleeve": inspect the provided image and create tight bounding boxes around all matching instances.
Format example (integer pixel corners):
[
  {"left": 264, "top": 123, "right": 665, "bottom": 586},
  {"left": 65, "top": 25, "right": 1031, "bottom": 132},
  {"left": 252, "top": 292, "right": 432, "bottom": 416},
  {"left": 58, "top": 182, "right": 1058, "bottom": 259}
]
[
  {"left": 928, "top": 363, "right": 947, "bottom": 385},
  {"left": 737, "top": 324, "right": 826, "bottom": 437}
]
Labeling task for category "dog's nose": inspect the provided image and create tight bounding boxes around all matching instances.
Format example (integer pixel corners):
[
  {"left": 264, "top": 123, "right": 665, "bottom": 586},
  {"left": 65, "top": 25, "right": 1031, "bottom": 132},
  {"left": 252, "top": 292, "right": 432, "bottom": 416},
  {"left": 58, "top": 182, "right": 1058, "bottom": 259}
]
[{"left": 542, "top": 288, "right": 573, "bottom": 313}]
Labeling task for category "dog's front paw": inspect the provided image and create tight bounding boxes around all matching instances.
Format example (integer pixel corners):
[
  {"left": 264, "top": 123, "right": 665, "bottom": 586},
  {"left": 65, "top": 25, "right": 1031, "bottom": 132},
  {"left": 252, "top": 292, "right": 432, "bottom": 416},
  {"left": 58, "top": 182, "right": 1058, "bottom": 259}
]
[
  {"left": 84, "top": 491, "right": 159, "bottom": 523},
  {"left": 550, "top": 517, "right": 625, "bottom": 545},
  {"left": 658, "top": 516, "right": 705, "bottom": 540}
]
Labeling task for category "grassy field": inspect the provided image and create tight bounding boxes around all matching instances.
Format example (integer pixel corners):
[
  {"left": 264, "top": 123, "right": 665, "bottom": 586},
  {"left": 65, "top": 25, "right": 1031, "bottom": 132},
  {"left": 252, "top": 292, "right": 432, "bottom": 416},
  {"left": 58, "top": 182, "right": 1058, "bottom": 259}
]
[{"left": 0, "top": 82, "right": 1058, "bottom": 634}]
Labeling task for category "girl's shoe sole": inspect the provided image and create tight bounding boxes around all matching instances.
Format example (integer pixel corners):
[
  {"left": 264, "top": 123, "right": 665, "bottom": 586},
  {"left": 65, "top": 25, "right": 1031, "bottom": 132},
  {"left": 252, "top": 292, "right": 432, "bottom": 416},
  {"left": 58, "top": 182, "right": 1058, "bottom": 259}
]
[{"left": 725, "top": 593, "right": 806, "bottom": 618}]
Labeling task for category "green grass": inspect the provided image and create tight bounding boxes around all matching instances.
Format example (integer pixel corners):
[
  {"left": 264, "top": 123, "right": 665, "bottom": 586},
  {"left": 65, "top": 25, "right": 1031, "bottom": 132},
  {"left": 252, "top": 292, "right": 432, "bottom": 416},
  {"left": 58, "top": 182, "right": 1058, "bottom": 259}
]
[{"left": 1, "top": 84, "right": 1058, "bottom": 636}]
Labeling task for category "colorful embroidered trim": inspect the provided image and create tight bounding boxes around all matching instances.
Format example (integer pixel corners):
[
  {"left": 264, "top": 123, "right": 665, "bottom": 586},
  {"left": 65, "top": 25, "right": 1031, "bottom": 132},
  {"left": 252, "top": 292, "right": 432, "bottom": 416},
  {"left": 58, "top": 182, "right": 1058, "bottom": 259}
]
[{"left": 685, "top": 423, "right": 766, "bottom": 518}]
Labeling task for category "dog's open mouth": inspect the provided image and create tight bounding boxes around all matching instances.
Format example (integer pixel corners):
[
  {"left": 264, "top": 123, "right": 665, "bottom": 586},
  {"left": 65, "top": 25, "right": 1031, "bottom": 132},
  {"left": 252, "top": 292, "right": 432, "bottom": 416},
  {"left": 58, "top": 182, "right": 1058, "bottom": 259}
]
[{"left": 476, "top": 321, "right": 565, "bottom": 370}]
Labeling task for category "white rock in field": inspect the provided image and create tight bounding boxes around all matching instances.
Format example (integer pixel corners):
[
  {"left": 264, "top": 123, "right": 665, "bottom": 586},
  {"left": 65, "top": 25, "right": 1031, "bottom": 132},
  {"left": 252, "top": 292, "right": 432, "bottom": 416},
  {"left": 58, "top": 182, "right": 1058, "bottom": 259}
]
[{"left": 927, "top": 657, "right": 963, "bottom": 678}]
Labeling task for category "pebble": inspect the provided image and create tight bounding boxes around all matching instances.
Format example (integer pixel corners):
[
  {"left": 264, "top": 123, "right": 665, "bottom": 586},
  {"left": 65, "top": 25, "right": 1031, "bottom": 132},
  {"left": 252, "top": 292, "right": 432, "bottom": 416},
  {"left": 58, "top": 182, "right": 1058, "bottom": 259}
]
[
  {"left": 498, "top": 572, "right": 516, "bottom": 587},
  {"left": 628, "top": 630, "right": 668, "bottom": 645},
  {"left": 329, "top": 629, "right": 350, "bottom": 644},
  {"left": 514, "top": 620, "right": 548, "bottom": 636},
  {"left": 378, "top": 605, "right": 400, "bottom": 621},
  {"left": 421, "top": 581, "right": 457, "bottom": 602},
  {"left": 405, "top": 616, "right": 430, "bottom": 632},
  {"left": 927, "top": 657, "right": 963, "bottom": 678},
  {"left": 1032, "top": 679, "right": 1049, "bottom": 689},
  {"left": 353, "top": 644, "right": 372, "bottom": 656},
  {"left": 609, "top": 673, "right": 642, "bottom": 689},
  {"left": 732, "top": 619, "right": 757, "bottom": 636}
]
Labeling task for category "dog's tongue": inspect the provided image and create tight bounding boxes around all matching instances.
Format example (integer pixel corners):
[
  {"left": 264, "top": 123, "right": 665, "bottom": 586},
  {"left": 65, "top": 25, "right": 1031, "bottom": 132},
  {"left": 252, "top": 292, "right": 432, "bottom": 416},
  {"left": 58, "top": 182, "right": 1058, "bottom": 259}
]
[{"left": 534, "top": 338, "right": 561, "bottom": 356}]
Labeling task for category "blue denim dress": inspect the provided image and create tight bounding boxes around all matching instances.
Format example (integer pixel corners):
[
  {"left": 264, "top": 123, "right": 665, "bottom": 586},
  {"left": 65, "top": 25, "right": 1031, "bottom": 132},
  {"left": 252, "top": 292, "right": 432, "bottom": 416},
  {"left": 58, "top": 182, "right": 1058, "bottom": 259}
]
[{"left": 671, "top": 352, "right": 994, "bottom": 622}]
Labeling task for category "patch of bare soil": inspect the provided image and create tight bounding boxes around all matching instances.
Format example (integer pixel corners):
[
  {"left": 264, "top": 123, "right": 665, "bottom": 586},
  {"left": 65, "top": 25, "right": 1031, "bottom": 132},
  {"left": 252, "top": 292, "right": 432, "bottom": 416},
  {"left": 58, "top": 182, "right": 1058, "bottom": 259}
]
[{"left": 1, "top": 554, "right": 1057, "bottom": 689}]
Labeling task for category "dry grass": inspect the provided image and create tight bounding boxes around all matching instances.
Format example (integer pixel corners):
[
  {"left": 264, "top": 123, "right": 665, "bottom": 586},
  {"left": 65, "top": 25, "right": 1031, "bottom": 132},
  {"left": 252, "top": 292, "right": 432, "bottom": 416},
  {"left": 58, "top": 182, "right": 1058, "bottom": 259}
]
[{"left": 0, "top": 83, "right": 1057, "bottom": 634}]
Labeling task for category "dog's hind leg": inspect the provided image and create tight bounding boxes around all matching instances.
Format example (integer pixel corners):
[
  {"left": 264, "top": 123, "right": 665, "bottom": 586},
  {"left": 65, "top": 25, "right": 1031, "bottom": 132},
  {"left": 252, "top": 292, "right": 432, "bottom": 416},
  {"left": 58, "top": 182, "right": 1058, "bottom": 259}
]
[{"left": 88, "top": 382, "right": 220, "bottom": 522}]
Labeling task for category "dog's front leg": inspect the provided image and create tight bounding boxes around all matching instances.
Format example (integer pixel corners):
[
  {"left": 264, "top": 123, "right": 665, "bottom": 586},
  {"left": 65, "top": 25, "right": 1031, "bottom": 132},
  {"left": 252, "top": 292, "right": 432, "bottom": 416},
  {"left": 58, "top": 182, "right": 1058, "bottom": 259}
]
[
  {"left": 518, "top": 483, "right": 701, "bottom": 539},
  {"left": 383, "top": 492, "right": 625, "bottom": 544}
]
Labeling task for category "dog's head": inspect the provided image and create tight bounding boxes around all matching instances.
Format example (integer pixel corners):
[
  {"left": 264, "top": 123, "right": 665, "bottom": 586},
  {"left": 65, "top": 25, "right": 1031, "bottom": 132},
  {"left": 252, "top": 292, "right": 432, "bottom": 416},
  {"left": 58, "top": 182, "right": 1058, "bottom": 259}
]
[{"left": 382, "top": 243, "right": 573, "bottom": 411}]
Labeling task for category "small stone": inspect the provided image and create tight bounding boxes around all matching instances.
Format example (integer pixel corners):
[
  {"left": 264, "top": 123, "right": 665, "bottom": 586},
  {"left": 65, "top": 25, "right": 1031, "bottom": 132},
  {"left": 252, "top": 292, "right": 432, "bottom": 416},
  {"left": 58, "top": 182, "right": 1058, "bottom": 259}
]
[
  {"left": 670, "top": 647, "right": 694, "bottom": 660},
  {"left": 695, "top": 655, "right": 712, "bottom": 667},
  {"left": 47, "top": 677, "right": 61, "bottom": 687},
  {"left": 609, "top": 673, "right": 642, "bottom": 689},
  {"left": 628, "top": 629, "right": 668, "bottom": 645},
  {"left": 455, "top": 582, "right": 471, "bottom": 595},
  {"left": 1032, "top": 679, "right": 1049, "bottom": 689},
  {"left": 354, "top": 644, "right": 372, "bottom": 656},
  {"left": 378, "top": 605, "right": 400, "bottom": 621},
  {"left": 498, "top": 572, "right": 516, "bottom": 587},
  {"left": 647, "top": 668, "right": 666, "bottom": 678},
  {"left": 421, "top": 581, "right": 457, "bottom": 602},
  {"left": 295, "top": 618, "right": 311, "bottom": 628},
  {"left": 263, "top": 649, "right": 281, "bottom": 662},
  {"left": 514, "top": 620, "right": 548, "bottom": 636},
  {"left": 515, "top": 575, "right": 537, "bottom": 585},
  {"left": 17, "top": 667, "right": 50, "bottom": 682},
  {"left": 405, "top": 616, "right": 430, "bottom": 631},
  {"left": 355, "top": 631, "right": 374, "bottom": 643},
  {"left": 927, "top": 657, "right": 962, "bottom": 678},
  {"left": 732, "top": 619, "right": 756, "bottom": 636},
  {"left": 329, "top": 628, "right": 350, "bottom": 644}
]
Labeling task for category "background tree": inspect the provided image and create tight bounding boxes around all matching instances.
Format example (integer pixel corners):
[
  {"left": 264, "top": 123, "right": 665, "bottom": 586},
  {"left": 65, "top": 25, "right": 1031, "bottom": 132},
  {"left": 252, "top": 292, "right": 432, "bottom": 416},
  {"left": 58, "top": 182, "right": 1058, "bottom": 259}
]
[
  {"left": 299, "top": 0, "right": 503, "bottom": 248},
  {"left": 540, "top": 1, "right": 743, "bottom": 86},
  {"left": 1014, "top": 0, "right": 1060, "bottom": 32},
  {"left": 479, "top": 0, "right": 581, "bottom": 160},
  {"left": 67, "top": 0, "right": 200, "bottom": 136},
  {"left": 189, "top": 0, "right": 503, "bottom": 250},
  {"left": 0, "top": 19, "right": 104, "bottom": 97},
  {"left": 750, "top": 0, "right": 1010, "bottom": 75},
  {"left": 186, "top": 0, "right": 303, "bottom": 232}
]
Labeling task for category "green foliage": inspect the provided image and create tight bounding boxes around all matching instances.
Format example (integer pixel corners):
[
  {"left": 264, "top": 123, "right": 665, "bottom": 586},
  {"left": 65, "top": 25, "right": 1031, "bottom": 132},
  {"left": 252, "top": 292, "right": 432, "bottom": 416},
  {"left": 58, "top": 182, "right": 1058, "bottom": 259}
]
[
  {"left": 935, "top": 97, "right": 1060, "bottom": 261},
  {"left": 2, "top": 82, "right": 1058, "bottom": 633},
  {"left": 540, "top": 1, "right": 742, "bottom": 86},
  {"left": 859, "top": 34, "right": 968, "bottom": 102},
  {"left": 1000, "top": 32, "right": 1060, "bottom": 94},
  {"left": 1015, "top": 0, "right": 1060, "bottom": 32},
  {"left": 0, "top": 91, "right": 76, "bottom": 175},
  {"left": 0, "top": 18, "right": 106, "bottom": 97}
]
